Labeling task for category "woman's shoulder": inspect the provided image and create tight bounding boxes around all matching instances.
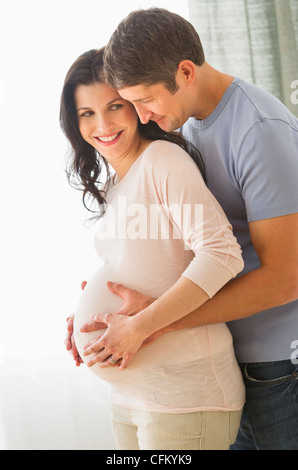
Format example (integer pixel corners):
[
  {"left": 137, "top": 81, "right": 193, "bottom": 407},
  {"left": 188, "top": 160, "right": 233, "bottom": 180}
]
[
  {"left": 144, "top": 139, "right": 187, "bottom": 156},
  {"left": 142, "top": 139, "right": 198, "bottom": 173}
]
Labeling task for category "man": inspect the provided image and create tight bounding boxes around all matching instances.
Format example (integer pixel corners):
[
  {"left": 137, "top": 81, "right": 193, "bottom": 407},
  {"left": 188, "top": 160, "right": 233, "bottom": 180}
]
[{"left": 66, "top": 8, "right": 298, "bottom": 449}]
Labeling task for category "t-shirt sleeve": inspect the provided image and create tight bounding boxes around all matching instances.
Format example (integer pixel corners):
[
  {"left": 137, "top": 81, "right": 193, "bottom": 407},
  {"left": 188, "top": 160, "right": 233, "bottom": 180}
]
[
  {"left": 236, "top": 118, "right": 298, "bottom": 222},
  {"left": 146, "top": 142, "right": 244, "bottom": 298}
]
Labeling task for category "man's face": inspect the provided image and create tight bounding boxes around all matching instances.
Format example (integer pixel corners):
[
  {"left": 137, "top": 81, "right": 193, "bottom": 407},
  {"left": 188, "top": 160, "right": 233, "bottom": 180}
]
[{"left": 118, "top": 79, "right": 190, "bottom": 132}]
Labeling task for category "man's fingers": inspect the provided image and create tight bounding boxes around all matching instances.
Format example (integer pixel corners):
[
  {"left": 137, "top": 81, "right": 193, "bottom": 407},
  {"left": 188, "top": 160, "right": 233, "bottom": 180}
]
[
  {"left": 107, "top": 281, "right": 136, "bottom": 300},
  {"left": 80, "top": 320, "right": 107, "bottom": 333},
  {"left": 106, "top": 281, "right": 126, "bottom": 299},
  {"left": 64, "top": 336, "right": 72, "bottom": 351},
  {"left": 67, "top": 315, "right": 74, "bottom": 332},
  {"left": 65, "top": 333, "right": 83, "bottom": 366},
  {"left": 65, "top": 316, "right": 74, "bottom": 349},
  {"left": 64, "top": 282, "right": 87, "bottom": 366}
]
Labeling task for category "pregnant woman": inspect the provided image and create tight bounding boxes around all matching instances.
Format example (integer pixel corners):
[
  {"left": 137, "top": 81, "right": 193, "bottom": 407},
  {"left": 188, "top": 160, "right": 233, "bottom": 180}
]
[{"left": 60, "top": 47, "right": 245, "bottom": 450}]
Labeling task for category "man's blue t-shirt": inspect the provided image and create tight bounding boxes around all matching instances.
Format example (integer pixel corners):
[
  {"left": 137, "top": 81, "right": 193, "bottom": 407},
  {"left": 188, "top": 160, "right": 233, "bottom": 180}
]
[{"left": 181, "top": 77, "right": 298, "bottom": 363}]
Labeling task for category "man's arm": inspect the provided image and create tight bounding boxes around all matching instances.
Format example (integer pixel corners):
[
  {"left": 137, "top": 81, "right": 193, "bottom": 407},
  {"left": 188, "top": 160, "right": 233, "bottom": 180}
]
[
  {"left": 163, "top": 213, "right": 298, "bottom": 331},
  {"left": 82, "top": 213, "right": 297, "bottom": 335},
  {"left": 80, "top": 213, "right": 298, "bottom": 365}
]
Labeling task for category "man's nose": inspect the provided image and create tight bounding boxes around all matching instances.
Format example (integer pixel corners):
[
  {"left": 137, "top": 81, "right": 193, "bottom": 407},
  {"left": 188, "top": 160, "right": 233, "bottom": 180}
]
[{"left": 134, "top": 103, "right": 152, "bottom": 124}]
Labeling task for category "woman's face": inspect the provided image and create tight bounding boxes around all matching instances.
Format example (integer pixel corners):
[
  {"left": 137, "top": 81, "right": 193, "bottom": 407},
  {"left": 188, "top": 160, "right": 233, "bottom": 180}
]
[{"left": 75, "top": 82, "right": 141, "bottom": 165}]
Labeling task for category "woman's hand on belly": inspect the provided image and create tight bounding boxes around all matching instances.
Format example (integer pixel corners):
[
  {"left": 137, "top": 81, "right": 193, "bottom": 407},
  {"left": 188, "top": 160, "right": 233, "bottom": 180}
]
[{"left": 82, "top": 313, "right": 146, "bottom": 369}]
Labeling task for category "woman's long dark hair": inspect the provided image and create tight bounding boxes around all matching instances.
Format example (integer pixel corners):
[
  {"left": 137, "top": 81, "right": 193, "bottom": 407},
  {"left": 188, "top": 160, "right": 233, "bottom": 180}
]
[{"left": 59, "top": 47, "right": 205, "bottom": 221}]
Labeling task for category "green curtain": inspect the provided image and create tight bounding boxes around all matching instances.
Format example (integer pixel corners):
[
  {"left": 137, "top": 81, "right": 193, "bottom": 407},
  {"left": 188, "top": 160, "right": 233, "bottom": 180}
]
[{"left": 188, "top": 0, "right": 298, "bottom": 116}]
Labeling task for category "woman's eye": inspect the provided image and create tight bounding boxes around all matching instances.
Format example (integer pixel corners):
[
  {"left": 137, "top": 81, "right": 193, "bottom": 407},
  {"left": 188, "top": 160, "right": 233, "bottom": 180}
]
[
  {"left": 79, "top": 111, "right": 93, "bottom": 118},
  {"left": 109, "top": 104, "right": 123, "bottom": 111}
]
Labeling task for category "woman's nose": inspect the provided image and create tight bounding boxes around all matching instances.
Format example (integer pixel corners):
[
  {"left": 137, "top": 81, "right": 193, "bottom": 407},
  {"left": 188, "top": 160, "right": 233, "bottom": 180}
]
[{"left": 94, "top": 114, "right": 112, "bottom": 133}]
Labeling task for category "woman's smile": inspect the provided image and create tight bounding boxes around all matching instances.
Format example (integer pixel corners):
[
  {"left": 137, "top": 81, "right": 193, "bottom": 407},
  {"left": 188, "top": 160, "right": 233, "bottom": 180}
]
[{"left": 94, "top": 130, "right": 124, "bottom": 146}]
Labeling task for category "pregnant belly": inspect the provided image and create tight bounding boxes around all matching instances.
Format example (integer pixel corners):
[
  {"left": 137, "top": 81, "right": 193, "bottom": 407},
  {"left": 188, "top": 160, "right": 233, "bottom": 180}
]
[
  {"left": 73, "top": 267, "right": 125, "bottom": 380},
  {"left": 73, "top": 267, "right": 210, "bottom": 386},
  {"left": 73, "top": 267, "right": 241, "bottom": 409}
]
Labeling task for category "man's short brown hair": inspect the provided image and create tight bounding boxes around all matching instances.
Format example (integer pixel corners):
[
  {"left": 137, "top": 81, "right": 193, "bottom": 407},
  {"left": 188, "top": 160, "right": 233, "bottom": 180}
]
[{"left": 104, "top": 8, "right": 205, "bottom": 92}]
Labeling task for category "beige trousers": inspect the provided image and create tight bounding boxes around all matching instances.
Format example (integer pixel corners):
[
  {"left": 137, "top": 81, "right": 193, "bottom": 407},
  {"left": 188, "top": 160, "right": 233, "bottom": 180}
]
[{"left": 111, "top": 404, "right": 243, "bottom": 450}]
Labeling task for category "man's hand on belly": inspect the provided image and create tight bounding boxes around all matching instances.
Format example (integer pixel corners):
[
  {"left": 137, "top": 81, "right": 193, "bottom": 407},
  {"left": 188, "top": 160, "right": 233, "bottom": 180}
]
[
  {"left": 80, "top": 281, "right": 155, "bottom": 333},
  {"left": 65, "top": 315, "right": 83, "bottom": 366},
  {"left": 64, "top": 281, "right": 88, "bottom": 366}
]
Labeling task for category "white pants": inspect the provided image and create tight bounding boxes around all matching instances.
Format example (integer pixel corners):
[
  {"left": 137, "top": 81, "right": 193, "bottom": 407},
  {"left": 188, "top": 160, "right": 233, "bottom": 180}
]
[{"left": 111, "top": 404, "right": 243, "bottom": 450}]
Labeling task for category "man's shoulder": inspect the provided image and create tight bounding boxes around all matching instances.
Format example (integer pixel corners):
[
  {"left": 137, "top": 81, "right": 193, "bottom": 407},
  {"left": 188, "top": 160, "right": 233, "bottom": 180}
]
[
  {"left": 182, "top": 77, "right": 298, "bottom": 141},
  {"left": 230, "top": 78, "right": 297, "bottom": 124}
]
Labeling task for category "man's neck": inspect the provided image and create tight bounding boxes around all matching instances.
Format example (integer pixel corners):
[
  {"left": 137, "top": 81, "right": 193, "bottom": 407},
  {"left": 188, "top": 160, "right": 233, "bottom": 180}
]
[{"left": 192, "top": 63, "right": 234, "bottom": 120}]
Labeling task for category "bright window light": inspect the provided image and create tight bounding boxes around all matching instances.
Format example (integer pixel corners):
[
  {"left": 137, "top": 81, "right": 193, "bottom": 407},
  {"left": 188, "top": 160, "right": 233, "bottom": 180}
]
[{"left": 0, "top": 1, "right": 189, "bottom": 366}]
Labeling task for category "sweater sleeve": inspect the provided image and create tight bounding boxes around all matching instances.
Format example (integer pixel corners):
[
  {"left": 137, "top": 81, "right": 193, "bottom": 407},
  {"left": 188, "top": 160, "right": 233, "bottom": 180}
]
[{"left": 146, "top": 141, "right": 244, "bottom": 298}]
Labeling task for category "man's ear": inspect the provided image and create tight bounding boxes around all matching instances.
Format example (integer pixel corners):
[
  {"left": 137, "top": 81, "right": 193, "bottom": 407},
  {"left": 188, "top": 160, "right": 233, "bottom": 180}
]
[{"left": 177, "top": 60, "right": 196, "bottom": 85}]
